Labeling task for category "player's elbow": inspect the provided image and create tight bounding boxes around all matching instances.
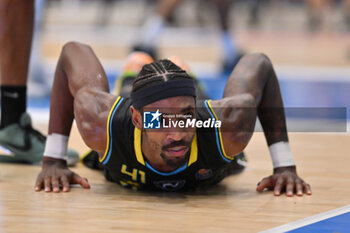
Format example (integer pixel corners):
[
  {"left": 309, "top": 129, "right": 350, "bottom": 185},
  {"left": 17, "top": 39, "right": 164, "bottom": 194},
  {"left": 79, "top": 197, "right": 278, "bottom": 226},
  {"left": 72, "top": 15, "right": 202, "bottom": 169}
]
[
  {"left": 62, "top": 41, "right": 91, "bottom": 53},
  {"left": 60, "top": 41, "right": 93, "bottom": 63},
  {"left": 252, "top": 53, "right": 273, "bottom": 72}
]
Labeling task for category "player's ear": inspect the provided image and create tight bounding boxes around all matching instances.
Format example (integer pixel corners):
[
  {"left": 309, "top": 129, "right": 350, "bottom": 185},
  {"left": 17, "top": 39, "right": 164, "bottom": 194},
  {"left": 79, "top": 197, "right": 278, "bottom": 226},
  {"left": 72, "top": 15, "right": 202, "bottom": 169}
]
[{"left": 130, "top": 106, "right": 142, "bottom": 130}]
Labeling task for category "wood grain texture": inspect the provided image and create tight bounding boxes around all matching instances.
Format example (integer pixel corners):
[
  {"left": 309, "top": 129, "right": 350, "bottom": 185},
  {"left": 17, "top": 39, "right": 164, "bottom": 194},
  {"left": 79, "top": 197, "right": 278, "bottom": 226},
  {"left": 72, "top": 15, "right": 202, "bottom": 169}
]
[{"left": 1, "top": 125, "right": 349, "bottom": 233}]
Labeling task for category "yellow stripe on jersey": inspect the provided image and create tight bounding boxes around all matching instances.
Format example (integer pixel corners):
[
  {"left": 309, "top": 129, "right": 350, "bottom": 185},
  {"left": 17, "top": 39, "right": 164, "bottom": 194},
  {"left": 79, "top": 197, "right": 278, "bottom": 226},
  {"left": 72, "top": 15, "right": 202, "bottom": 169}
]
[
  {"left": 206, "top": 100, "right": 234, "bottom": 161},
  {"left": 100, "top": 96, "right": 123, "bottom": 164},
  {"left": 134, "top": 128, "right": 145, "bottom": 165}
]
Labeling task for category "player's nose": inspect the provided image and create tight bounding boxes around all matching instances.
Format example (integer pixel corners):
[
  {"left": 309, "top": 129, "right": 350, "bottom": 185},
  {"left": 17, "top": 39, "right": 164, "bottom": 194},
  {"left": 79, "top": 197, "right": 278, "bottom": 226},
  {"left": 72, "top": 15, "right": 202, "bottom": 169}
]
[{"left": 166, "top": 130, "right": 186, "bottom": 142}]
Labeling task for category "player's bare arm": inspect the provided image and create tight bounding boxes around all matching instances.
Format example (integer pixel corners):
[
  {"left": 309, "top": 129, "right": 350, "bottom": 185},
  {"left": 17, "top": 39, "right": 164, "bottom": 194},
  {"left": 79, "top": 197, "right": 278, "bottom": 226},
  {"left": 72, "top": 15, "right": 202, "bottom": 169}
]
[
  {"left": 35, "top": 42, "right": 116, "bottom": 192},
  {"left": 211, "top": 53, "right": 311, "bottom": 196}
]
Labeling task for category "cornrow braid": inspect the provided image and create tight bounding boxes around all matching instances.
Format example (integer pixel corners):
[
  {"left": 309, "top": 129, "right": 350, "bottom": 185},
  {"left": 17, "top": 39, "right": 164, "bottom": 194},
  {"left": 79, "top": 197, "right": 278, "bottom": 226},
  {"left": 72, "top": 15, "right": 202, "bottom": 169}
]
[{"left": 132, "top": 59, "right": 193, "bottom": 93}]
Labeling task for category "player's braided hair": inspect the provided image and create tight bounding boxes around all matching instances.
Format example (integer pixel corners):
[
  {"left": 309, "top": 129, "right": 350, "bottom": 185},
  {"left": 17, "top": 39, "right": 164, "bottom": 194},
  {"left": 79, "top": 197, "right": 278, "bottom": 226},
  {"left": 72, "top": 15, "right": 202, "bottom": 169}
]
[{"left": 131, "top": 59, "right": 193, "bottom": 93}]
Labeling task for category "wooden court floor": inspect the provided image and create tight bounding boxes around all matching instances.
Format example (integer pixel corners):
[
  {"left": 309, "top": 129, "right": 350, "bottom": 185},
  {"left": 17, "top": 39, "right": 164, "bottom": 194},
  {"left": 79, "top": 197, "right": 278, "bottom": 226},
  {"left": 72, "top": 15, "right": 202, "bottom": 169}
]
[{"left": 0, "top": 124, "right": 349, "bottom": 233}]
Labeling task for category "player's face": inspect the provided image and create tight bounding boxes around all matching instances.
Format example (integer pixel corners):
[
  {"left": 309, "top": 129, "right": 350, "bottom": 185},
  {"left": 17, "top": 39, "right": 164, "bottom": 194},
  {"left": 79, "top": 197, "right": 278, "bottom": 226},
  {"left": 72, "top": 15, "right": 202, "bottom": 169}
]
[{"left": 143, "top": 96, "right": 196, "bottom": 169}]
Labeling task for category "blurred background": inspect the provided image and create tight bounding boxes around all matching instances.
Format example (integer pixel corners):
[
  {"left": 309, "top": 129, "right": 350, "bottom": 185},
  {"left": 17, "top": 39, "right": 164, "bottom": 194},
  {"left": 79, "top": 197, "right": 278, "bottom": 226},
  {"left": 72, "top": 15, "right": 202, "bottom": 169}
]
[{"left": 27, "top": 0, "right": 350, "bottom": 131}]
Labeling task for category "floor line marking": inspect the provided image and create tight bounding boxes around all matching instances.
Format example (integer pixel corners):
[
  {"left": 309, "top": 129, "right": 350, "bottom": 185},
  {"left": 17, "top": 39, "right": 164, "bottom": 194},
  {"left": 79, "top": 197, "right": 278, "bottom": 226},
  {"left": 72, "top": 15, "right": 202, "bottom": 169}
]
[{"left": 259, "top": 204, "right": 350, "bottom": 233}]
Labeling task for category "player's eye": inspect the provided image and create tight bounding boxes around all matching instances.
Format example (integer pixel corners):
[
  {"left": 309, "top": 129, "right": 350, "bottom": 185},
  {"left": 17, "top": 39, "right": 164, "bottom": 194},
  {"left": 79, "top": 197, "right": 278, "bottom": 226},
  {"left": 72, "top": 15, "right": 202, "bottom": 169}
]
[{"left": 185, "top": 112, "right": 195, "bottom": 119}]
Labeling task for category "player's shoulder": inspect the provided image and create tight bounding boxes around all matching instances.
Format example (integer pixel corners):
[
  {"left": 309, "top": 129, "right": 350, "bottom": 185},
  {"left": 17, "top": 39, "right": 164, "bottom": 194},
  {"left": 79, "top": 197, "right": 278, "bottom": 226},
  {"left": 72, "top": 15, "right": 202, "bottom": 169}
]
[
  {"left": 109, "top": 96, "right": 132, "bottom": 116},
  {"left": 105, "top": 96, "right": 133, "bottom": 138}
]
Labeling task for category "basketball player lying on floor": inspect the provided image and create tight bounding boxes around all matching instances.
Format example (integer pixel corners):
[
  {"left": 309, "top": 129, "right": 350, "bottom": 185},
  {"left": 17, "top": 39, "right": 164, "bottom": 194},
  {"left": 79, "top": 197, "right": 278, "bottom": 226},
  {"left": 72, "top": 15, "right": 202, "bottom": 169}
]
[{"left": 35, "top": 42, "right": 311, "bottom": 195}]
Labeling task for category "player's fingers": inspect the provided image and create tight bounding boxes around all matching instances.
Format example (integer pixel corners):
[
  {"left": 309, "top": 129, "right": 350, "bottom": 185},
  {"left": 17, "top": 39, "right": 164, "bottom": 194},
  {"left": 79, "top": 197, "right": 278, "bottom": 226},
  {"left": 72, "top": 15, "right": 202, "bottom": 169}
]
[
  {"left": 274, "top": 176, "right": 284, "bottom": 196},
  {"left": 256, "top": 177, "right": 273, "bottom": 192},
  {"left": 285, "top": 177, "right": 294, "bottom": 197},
  {"left": 44, "top": 177, "right": 52, "bottom": 192},
  {"left": 71, "top": 173, "right": 91, "bottom": 189},
  {"left": 303, "top": 182, "right": 312, "bottom": 195},
  {"left": 51, "top": 176, "right": 60, "bottom": 193},
  {"left": 60, "top": 176, "right": 70, "bottom": 192},
  {"left": 295, "top": 179, "right": 303, "bottom": 196},
  {"left": 35, "top": 176, "right": 44, "bottom": 192}
]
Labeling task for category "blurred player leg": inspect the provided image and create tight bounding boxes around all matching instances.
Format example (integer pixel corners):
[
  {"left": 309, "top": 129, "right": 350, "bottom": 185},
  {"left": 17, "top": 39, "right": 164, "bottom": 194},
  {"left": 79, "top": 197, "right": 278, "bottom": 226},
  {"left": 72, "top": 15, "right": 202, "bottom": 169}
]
[
  {"left": 95, "top": 0, "right": 117, "bottom": 27},
  {"left": 247, "top": 0, "right": 262, "bottom": 26},
  {"left": 28, "top": 0, "right": 51, "bottom": 97},
  {"left": 0, "top": 0, "right": 34, "bottom": 121},
  {"left": 0, "top": 0, "right": 79, "bottom": 165},
  {"left": 211, "top": 0, "right": 242, "bottom": 74},
  {"left": 305, "top": 0, "right": 330, "bottom": 31},
  {"left": 133, "top": 0, "right": 183, "bottom": 58},
  {"left": 344, "top": 0, "right": 350, "bottom": 30}
]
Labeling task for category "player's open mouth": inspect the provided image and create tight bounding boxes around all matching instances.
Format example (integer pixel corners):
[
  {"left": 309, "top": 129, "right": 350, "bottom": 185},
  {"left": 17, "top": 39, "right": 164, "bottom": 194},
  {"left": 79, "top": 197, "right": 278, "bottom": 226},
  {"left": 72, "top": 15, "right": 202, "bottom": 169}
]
[{"left": 166, "top": 146, "right": 187, "bottom": 157}]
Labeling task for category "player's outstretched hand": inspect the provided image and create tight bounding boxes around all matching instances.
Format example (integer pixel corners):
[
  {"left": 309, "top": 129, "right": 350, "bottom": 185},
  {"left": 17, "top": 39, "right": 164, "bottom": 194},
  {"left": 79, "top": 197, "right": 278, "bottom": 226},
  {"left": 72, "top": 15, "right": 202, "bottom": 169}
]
[
  {"left": 35, "top": 157, "right": 90, "bottom": 193},
  {"left": 256, "top": 166, "right": 311, "bottom": 197}
]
